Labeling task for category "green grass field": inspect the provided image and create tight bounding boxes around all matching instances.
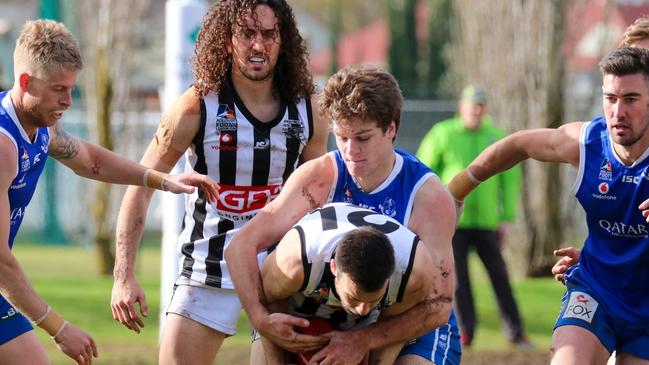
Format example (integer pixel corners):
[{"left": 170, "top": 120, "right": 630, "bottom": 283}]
[{"left": 13, "top": 241, "right": 563, "bottom": 364}]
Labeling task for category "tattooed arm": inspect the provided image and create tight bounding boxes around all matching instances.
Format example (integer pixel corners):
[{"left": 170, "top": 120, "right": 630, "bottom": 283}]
[
  {"left": 48, "top": 123, "right": 155, "bottom": 185},
  {"left": 224, "top": 155, "right": 335, "bottom": 353},
  {"left": 47, "top": 93, "right": 218, "bottom": 196}
]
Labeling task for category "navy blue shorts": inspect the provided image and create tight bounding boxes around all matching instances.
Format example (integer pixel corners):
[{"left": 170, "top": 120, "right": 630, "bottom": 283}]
[
  {"left": 399, "top": 310, "right": 462, "bottom": 365},
  {"left": 0, "top": 296, "right": 33, "bottom": 345},
  {"left": 555, "top": 267, "right": 649, "bottom": 359}
]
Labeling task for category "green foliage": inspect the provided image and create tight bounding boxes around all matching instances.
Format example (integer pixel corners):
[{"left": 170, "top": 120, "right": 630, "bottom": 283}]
[
  {"left": 385, "top": 0, "right": 452, "bottom": 98},
  {"left": 467, "top": 254, "right": 564, "bottom": 350}
]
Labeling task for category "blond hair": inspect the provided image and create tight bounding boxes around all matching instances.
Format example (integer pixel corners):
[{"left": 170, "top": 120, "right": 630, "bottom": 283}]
[
  {"left": 13, "top": 19, "right": 83, "bottom": 78},
  {"left": 620, "top": 15, "right": 649, "bottom": 47}
]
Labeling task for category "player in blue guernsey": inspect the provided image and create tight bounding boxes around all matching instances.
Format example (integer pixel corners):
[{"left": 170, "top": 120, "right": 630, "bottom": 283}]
[
  {"left": 448, "top": 46, "right": 649, "bottom": 364},
  {"left": 0, "top": 20, "right": 218, "bottom": 365},
  {"left": 226, "top": 65, "right": 459, "bottom": 365}
]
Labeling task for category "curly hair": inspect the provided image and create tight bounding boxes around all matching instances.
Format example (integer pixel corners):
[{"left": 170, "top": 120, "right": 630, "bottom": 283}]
[
  {"left": 620, "top": 15, "right": 649, "bottom": 47},
  {"left": 192, "top": 0, "right": 314, "bottom": 103},
  {"left": 319, "top": 64, "right": 403, "bottom": 133},
  {"left": 14, "top": 20, "right": 83, "bottom": 78}
]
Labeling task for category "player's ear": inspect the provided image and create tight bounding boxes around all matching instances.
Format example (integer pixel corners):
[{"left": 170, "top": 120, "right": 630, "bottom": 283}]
[
  {"left": 329, "top": 259, "right": 337, "bottom": 277},
  {"left": 19, "top": 73, "right": 30, "bottom": 91}
]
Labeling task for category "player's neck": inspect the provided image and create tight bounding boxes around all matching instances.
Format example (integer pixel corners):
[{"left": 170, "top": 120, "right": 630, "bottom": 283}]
[
  {"left": 355, "top": 150, "right": 396, "bottom": 193},
  {"left": 613, "top": 140, "right": 649, "bottom": 166},
  {"left": 231, "top": 71, "right": 276, "bottom": 105},
  {"left": 231, "top": 72, "right": 280, "bottom": 122},
  {"left": 9, "top": 88, "right": 39, "bottom": 140}
]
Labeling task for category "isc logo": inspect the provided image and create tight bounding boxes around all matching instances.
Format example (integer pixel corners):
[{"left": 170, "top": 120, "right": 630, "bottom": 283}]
[
  {"left": 216, "top": 184, "right": 282, "bottom": 213},
  {"left": 622, "top": 175, "right": 641, "bottom": 184}
]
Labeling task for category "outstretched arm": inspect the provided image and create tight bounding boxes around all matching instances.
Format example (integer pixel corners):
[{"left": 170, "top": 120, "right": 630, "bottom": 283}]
[
  {"left": 225, "top": 156, "right": 334, "bottom": 352},
  {"left": 0, "top": 136, "right": 97, "bottom": 364},
  {"left": 47, "top": 117, "right": 218, "bottom": 197},
  {"left": 449, "top": 122, "right": 583, "bottom": 201}
]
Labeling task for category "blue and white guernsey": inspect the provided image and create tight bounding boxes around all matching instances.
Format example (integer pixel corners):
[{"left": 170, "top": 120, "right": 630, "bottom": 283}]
[
  {"left": 571, "top": 117, "right": 649, "bottom": 323},
  {"left": 0, "top": 90, "right": 49, "bottom": 342},
  {"left": 0, "top": 91, "right": 49, "bottom": 249},
  {"left": 328, "top": 149, "right": 434, "bottom": 226},
  {"left": 327, "top": 148, "right": 461, "bottom": 365}
]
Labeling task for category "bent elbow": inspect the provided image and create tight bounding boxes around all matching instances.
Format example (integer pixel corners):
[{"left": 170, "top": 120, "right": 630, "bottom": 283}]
[{"left": 424, "top": 294, "right": 453, "bottom": 330}]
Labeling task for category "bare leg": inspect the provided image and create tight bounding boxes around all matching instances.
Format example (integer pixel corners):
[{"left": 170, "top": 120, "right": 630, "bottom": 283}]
[
  {"left": 551, "top": 325, "right": 610, "bottom": 365},
  {"left": 159, "top": 313, "right": 225, "bottom": 365},
  {"left": 616, "top": 352, "right": 649, "bottom": 365},
  {"left": 0, "top": 331, "right": 50, "bottom": 365}
]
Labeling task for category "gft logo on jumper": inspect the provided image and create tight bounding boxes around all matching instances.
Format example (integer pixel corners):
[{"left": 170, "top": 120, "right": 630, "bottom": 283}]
[{"left": 599, "top": 158, "right": 613, "bottom": 181}]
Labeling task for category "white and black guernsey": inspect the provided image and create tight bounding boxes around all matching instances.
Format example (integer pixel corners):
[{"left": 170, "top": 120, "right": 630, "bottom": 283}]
[
  {"left": 178, "top": 79, "right": 313, "bottom": 288},
  {"left": 287, "top": 203, "right": 420, "bottom": 330}
]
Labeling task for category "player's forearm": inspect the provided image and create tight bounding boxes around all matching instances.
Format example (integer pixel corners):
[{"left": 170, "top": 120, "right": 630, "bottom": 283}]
[
  {"left": 113, "top": 186, "right": 154, "bottom": 282},
  {"left": 449, "top": 132, "right": 529, "bottom": 201},
  {"left": 0, "top": 251, "right": 51, "bottom": 324},
  {"left": 225, "top": 241, "right": 271, "bottom": 327},
  {"left": 56, "top": 141, "right": 169, "bottom": 191},
  {"left": 361, "top": 296, "right": 453, "bottom": 351}
]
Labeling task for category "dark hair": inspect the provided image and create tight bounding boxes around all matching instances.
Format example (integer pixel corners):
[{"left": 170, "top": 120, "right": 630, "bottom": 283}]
[
  {"left": 335, "top": 226, "right": 395, "bottom": 293},
  {"left": 192, "top": 0, "right": 314, "bottom": 102},
  {"left": 319, "top": 64, "right": 403, "bottom": 134},
  {"left": 599, "top": 47, "right": 649, "bottom": 84}
]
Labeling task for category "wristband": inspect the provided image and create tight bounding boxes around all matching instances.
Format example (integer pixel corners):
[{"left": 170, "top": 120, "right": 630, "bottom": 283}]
[
  {"left": 37, "top": 307, "right": 65, "bottom": 336},
  {"left": 466, "top": 168, "right": 482, "bottom": 185},
  {"left": 32, "top": 305, "right": 51, "bottom": 326},
  {"left": 447, "top": 169, "right": 481, "bottom": 201},
  {"left": 143, "top": 168, "right": 168, "bottom": 191},
  {"left": 52, "top": 320, "right": 69, "bottom": 341}
]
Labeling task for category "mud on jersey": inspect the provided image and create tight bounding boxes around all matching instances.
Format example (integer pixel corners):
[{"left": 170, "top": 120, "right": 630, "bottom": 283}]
[
  {"left": 178, "top": 80, "right": 313, "bottom": 288},
  {"left": 287, "top": 203, "right": 419, "bottom": 330}
]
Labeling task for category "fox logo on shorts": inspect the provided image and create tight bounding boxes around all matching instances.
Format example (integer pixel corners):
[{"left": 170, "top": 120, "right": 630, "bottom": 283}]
[{"left": 562, "top": 291, "right": 598, "bottom": 324}]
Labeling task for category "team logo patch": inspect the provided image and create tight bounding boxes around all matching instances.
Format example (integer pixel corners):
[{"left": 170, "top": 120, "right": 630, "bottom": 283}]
[
  {"left": 282, "top": 119, "right": 305, "bottom": 141},
  {"left": 599, "top": 158, "right": 613, "bottom": 181},
  {"left": 215, "top": 104, "right": 237, "bottom": 132},
  {"left": 562, "top": 291, "right": 598, "bottom": 323},
  {"left": 307, "top": 284, "right": 330, "bottom": 304},
  {"left": 379, "top": 197, "right": 396, "bottom": 218},
  {"left": 41, "top": 133, "right": 49, "bottom": 153},
  {"left": 20, "top": 147, "right": 30, "bottom": 172}
]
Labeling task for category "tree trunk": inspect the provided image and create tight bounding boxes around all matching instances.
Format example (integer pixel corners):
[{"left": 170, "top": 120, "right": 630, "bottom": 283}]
[
  {"left": 79, "top": 0, "right": 149, "bottom": 275},
  {"left": 92, "top": 44, "right": 115, "bottom": 275},
  {"left": 451, "top": 0, "right": 571, "bottom": 276}
]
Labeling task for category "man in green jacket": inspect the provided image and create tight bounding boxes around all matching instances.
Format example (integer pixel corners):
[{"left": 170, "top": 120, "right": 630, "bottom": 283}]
[{"left": 417, "top": 85, "right": 530, "bottom": 348}]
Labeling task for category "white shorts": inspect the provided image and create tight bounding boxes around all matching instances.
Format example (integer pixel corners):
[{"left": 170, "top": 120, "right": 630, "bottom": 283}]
[{"left": 166, "top": 276, "right": 241, "bottom": 336}]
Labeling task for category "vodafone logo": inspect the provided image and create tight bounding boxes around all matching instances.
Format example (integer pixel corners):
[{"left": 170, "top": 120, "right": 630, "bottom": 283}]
[
  {"left": 598, "top": 182, "right": 609, "bottom": 194},
  {"left": 221, "top": 133, "right": 233, "bottom": 144}
]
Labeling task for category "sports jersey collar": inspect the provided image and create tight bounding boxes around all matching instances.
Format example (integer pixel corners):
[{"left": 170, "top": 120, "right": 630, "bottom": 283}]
[
  {"left": 351, "top": 152, "right": 403, "bottom": 194},
  {"left": 1, "top": 91, "right": 38, "bottom": 145},
  {"left": 606, "top": 130, "right": 649, "bottom": 168}
]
